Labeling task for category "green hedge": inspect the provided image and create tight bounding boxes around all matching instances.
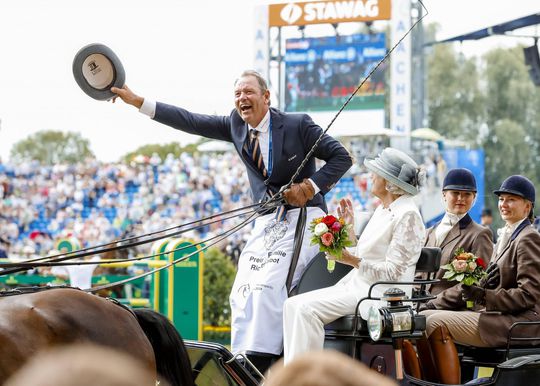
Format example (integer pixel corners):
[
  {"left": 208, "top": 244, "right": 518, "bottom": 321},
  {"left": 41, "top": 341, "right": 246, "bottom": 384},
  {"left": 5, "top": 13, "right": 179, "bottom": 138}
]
[{"left": 203, "top": 247, "right": 236, "bottom": 342}]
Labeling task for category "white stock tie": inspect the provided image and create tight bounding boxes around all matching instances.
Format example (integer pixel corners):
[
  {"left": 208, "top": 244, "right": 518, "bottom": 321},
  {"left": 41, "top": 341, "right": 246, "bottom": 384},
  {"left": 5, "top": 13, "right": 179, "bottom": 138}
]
[
  {"left": 435, "top": 214, "right": 459, "bottom": 247},
  {"left": 496, "top": 227, "right": 511, "bottom": 254}
]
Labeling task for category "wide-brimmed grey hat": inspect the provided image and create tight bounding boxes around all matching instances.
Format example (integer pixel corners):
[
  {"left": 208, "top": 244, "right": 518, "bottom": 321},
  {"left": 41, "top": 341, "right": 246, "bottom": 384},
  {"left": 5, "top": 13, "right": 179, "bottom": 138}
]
[
  {"left": 364, "top": 148, "right": 422, "bottom": 195},
  {"left": 72, "top": 43, "right": 125, "bottom": 101}
]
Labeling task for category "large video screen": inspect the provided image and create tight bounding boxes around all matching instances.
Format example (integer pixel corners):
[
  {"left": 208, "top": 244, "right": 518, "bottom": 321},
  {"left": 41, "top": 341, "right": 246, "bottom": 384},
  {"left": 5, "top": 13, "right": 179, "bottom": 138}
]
[{"left": 284, "top": 33, "right": 386, "bottom": 112}]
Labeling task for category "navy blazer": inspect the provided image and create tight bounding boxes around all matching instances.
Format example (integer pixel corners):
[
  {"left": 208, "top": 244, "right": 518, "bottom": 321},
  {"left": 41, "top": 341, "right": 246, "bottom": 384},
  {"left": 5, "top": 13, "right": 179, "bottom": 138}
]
[{"left": 153, "top": 103, "right": 353, "bottom": 212}]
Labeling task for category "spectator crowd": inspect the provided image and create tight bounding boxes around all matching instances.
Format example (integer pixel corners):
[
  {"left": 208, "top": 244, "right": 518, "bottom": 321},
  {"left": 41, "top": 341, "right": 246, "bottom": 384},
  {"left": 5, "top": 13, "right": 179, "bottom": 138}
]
[
  {"left": 0, "top": 152, "right": 252, "bottom": 262},
  {"left": 0, "top": 149, "right": 444, "bottom": 262}
]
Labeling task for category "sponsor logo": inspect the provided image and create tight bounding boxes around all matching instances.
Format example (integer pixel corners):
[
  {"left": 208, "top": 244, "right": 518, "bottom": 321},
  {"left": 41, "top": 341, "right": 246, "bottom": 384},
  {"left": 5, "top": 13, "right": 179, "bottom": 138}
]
[
  {"left": 280, "top": 3, "right": 303, "bottom": 25},
  {"left": 363, "top": 47, "right": 386, "bottom": 58},
  {"left": 271, "top": 0, "right": 389, "bottom": 26}
]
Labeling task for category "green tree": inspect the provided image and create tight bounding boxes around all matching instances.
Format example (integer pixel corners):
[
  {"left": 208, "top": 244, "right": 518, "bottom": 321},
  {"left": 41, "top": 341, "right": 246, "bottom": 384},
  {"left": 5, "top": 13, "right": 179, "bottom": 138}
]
[
  {"left": 121, "top": 140, "right": 204, "bottom": 163},
  {"left": 483, "top": 119, "right": 532, "bottom": 190},
  {"left": 426, "top": 42, "right": 540, "bottom": 224},
  {"left": 480, "top": 47, "right": 540, "bottom": 224},
  {"left": 483, "top": 47, "right": 536, "bottom": 128},
  {"left": 427, "top": 43, "right": 484, "bottom": 142},
  {"left": 482, "top": 47, "right": 540, "bottom": 179},
  {"left": 10, "top": 130, "right": 94, "bottom": 164}
]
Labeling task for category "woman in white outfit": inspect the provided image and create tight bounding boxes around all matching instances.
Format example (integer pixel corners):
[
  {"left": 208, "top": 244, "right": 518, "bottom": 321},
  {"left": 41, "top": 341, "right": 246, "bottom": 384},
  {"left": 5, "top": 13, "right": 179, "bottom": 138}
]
[{"left": 283, "top": 147, "right": 426, "bottom": 363}]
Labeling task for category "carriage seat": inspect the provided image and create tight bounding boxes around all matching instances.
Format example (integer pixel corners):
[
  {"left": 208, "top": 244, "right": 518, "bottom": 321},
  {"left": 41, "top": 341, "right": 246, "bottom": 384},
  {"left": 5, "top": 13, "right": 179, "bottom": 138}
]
[
  {"left": 324, "top": 247, "right": 441, "bottom": 337},
  {"left": 289, "top": 251, "right": 353, "bottom": 297},
  {"left": 460, "top": 345, "right": 540, "bottom": 367},
  {"left": 459, "top": 320, "right": 540, "bottom": 371}
]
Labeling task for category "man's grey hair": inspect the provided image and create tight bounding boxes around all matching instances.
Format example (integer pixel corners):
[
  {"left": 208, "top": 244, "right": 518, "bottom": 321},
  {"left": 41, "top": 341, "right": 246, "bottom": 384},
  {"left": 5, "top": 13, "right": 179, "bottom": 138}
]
[{"left": 235, "top": 70, "right": 268, "bottom": 92}]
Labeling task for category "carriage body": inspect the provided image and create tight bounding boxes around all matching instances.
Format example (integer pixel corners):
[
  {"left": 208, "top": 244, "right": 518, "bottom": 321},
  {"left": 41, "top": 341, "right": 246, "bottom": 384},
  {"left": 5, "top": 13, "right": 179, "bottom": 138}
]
[
  {"left": 183, "top": 310, "right": 540, "bottom": 386},
  {"left": 183, "top": 248, "right": 540, "bottom": 386}
]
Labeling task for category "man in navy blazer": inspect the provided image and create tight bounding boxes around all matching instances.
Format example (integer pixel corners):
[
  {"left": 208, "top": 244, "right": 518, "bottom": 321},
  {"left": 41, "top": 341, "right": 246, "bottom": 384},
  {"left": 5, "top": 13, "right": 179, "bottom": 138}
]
[{"left": 112, "top": 70, "right": 352, "bottom": 371}]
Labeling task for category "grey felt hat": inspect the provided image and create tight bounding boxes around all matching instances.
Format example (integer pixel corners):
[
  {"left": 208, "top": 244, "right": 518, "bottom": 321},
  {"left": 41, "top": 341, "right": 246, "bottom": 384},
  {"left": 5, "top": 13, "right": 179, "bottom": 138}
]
[
  {"left": 364, "top": 148, "right": 422, "bottom": 195},
  {"left": 72, "top": 43, "right": 125, "bottom": 101}
]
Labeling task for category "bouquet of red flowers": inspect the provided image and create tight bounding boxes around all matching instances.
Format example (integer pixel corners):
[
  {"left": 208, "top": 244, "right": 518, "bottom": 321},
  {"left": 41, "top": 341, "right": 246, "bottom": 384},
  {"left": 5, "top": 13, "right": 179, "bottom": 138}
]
[
  {"left": 441, "top": 247, "right": 487, "bottom": 308},
  {"left": 309, "top": 214, "right": 354, "bottom": 273}
]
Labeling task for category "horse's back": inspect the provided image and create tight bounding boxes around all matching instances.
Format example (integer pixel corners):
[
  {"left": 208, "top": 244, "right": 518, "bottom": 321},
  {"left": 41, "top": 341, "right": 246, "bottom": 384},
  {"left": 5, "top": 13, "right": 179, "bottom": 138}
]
[{"left": 0, "top": 288, "right": 155, "bottom": 382}]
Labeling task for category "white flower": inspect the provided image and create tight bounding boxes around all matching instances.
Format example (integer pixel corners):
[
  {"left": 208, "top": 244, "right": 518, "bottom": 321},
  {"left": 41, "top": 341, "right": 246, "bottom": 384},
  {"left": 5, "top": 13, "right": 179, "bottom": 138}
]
[{"left": 314, "top": 222, "right": 329, "bottom": 236}]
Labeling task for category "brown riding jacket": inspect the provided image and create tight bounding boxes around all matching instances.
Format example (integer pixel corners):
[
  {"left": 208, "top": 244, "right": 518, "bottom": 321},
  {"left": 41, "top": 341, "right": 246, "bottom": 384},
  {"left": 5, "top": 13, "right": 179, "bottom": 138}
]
[
  {"left": 425, "top": 214, "right": 494, "bottom": 295},
  {"left": 432, "top": 220, "right": 540, "bottom": 347}
]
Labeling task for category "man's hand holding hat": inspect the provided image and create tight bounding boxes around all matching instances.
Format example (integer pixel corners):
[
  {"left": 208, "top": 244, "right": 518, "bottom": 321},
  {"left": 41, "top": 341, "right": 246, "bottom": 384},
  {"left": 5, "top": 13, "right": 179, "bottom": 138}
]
[
  {"left": 283, "top": 179, "right": 315, "bottom": 207},
  {"left": 111, "top": 85, "right": 144, "bottom": 109}
]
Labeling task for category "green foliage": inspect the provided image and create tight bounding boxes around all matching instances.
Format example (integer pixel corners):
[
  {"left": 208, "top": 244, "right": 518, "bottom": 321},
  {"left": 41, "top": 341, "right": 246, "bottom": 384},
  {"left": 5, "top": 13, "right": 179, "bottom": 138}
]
[
  {"left": 10, "top": 130, "right": 94, "bottom": 164},
  {"left": 483, "top": 119, "right": 532, "bottom": 193},
  {"left": 427, "top": 44, "right": 484, "bottom": 142},
  {"left": 426, "top": 42, "right": 540, "bottom": 227},
  {"left": 483, "top": 47, "right": 536, "bottom": 127},
  {"left": 203, "top": 247, "right": 236, "bottom": 328},
  {"left": 120, "top": 140, "right": 204, "bottom": 163}
]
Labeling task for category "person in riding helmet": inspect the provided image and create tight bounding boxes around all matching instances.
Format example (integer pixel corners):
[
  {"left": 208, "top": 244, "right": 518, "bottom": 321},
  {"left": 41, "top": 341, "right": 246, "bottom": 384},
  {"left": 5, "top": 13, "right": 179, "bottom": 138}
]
[
  {"left": 418, "top": 175, "right": 540, "bottom": 384},
  {"left": 424, "top": 168, "right": 494, "bottom": 295}
]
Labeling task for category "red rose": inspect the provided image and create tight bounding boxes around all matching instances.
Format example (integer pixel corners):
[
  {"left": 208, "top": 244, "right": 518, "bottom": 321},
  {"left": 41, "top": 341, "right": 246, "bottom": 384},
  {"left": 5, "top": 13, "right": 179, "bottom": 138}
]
[
  {"left": 476, "top": 257, "right": 487, "bottom": 269},
  {"left": 331, "top": 221, "right": 342, "bottom": 232},
  {"left": 321, "top": 232, "right": 334, "bottom": 246},
  {"left": 322, "top": 215, "right": 337, "bottom": 227}
]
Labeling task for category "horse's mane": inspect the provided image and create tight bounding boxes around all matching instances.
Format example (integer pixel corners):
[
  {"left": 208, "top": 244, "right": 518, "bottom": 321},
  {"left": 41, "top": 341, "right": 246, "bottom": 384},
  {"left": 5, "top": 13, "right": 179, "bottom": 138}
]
[{"left": 134, "top": 308, "right": 195, "bottom": 386}]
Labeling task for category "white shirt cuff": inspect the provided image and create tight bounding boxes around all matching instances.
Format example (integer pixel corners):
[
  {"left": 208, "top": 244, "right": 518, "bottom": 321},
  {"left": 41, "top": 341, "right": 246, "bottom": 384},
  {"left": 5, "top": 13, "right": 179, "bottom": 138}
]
[
  {"left": 308, "top": 178, "right": 321, "bottom": 195},
  {"left": 139, "top": 99, "right": 156, "bottom": 118}
]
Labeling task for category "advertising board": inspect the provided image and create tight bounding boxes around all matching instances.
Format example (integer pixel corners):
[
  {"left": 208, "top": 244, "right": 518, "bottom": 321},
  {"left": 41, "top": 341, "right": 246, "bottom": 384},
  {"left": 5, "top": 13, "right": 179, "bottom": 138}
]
[
  {"left": 269, "top": 0, "right": 391, "bottom": 27},
  {"left": 284, "top": 32, "right": 386, "bottom": 113}
]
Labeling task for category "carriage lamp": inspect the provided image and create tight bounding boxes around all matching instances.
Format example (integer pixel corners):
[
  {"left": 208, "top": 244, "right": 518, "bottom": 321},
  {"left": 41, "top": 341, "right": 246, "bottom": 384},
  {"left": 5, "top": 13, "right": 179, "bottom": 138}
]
[{"left": 367, "top": 288, "right": 425, "bottom": 341}]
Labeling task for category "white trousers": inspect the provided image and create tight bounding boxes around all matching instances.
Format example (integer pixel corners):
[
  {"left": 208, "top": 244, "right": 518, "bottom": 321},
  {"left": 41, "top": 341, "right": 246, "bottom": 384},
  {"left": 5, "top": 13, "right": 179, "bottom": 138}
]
[
  {"left": 283, "top": 284, "right": 360, "bottom": 364},
  {"left": 230, "top": 207, "right": 324, "bottom": 355}
]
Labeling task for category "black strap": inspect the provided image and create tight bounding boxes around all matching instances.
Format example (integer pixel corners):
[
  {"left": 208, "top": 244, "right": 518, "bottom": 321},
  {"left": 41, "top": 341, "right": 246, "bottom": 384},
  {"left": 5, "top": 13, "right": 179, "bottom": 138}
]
[{"left": 286, "top": 206, "right": 307, "bottom": 295}]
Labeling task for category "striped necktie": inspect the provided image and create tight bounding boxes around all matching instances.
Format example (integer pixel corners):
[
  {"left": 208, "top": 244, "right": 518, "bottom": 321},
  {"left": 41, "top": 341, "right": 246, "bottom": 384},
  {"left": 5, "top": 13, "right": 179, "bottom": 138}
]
[
  {"left": 245, "top": 129, "right": 286, "bottom": 222},
  {"left": 248, "top": 129, "right": 267, "bottom": 178}
]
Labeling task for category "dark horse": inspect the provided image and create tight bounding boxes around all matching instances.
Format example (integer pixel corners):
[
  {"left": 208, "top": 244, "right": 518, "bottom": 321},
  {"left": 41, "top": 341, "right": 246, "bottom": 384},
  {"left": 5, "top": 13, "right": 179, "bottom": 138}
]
[{"left": 0, "top": 286, "right": 194, "bottom": 386}]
